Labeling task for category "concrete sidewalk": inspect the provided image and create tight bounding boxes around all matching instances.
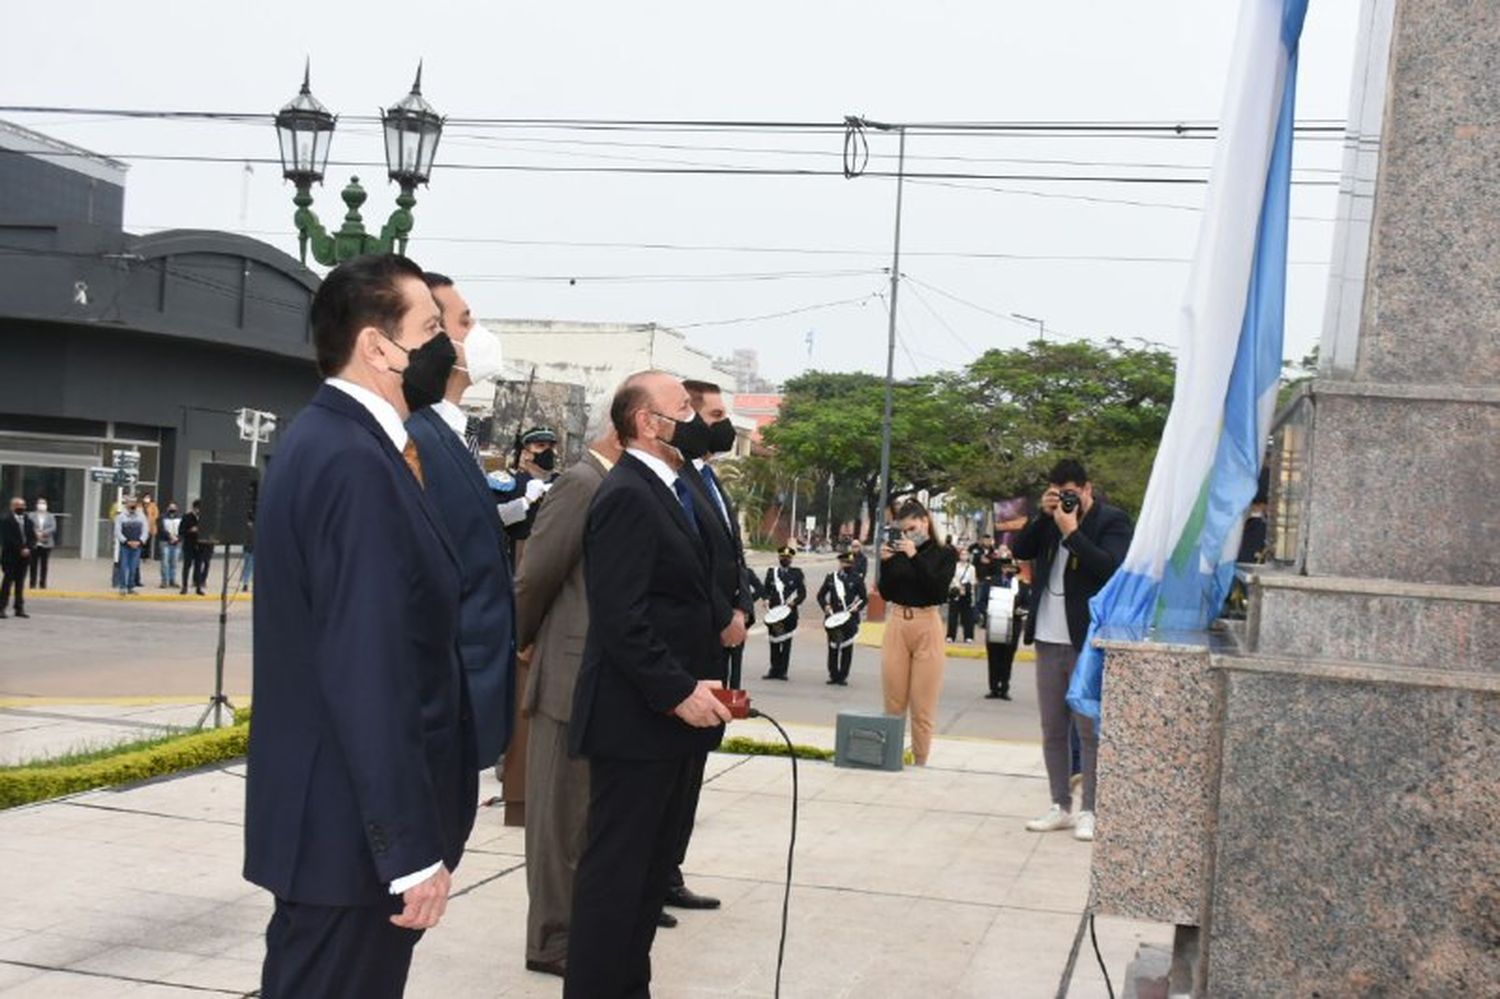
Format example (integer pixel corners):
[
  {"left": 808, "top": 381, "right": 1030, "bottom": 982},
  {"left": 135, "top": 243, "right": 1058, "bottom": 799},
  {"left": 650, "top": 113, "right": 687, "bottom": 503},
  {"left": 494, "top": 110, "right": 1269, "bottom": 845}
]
[
  {"left": 17, "top": 555, "right": 246, "bottom": 602},
  {"left": 0, "top": 717, "right": 1166, "bottom": 997}
]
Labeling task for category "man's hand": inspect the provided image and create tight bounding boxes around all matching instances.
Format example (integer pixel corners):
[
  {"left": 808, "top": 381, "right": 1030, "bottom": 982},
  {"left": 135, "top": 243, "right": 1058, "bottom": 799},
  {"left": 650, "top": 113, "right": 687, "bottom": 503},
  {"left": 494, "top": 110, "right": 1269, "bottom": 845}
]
[
  {"left": 720, "top": 610, "right": 747, "bottom": 648},
  {"left": 1040, "top": 488, "right": 1061, "bottom": 516},
  {"left": 673, "top": 681, "right": 733, "bottom": 728},
  {"left": 391, "top": 866, "right": 452, "bottom": 930},
  {"left": 19, "top": 548, "right": 30, "bottom": 559}
]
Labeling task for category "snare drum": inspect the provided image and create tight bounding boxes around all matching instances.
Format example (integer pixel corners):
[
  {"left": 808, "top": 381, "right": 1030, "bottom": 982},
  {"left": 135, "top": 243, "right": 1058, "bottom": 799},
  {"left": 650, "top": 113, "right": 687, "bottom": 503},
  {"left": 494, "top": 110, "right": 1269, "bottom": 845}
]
[
  {"left": 765, "top": 604, "right": 793, "bottom": 638},
  {"left": 823, "top": 610, "right": 851, "bottom": 633}
]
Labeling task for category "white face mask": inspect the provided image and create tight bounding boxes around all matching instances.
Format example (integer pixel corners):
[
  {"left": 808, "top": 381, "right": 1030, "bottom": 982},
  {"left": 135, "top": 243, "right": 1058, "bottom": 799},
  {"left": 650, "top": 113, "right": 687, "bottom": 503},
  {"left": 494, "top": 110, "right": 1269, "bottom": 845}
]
[
  {"left": 35, "top": 502, "right": 47, "bottom": 512},
  {"left": 455, "top": 321, "right": 504, "bottom": 383}
]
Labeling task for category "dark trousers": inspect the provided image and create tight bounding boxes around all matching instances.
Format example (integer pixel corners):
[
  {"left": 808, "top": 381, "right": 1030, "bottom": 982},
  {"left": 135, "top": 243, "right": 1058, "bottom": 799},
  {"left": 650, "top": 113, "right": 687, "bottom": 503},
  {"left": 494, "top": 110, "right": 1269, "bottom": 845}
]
[
  {"left": 667, "top": 751, "right": 708, "bottom": 890},
  {"left": 724, "top": 643, "right": 744, "bottom": 690},
  {"left": 986, "top": 640, "right": 1019, "bottom": 695},
  {"left": 183, "top": 545, "right": 211, "bottom": 592},
  {"left": 826, "top": 642, "right": 854, "bottom": 683},
  {"left": 947, "top": 598, "right": 974, "bottom": 641},
  {"left": 27, "top": 548, "right": 50, "bottom": 589},
  {"left": 566, "top": 754, "right": 694, "bottom": 999},
  {"left": 768, "top": 636, "right": 793, "bottom": 676},
  {"left": 0, "top": 564, "right": 24, "bottom": 612},
  {"left": 260, "top": 894, "right": 422, "bottom": 999}
]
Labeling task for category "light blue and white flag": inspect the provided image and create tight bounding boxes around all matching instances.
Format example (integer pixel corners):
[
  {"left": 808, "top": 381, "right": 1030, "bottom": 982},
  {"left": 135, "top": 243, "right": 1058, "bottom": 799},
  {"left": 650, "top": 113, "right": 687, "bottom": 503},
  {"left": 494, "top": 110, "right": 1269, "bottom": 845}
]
[{"left": 1068, "top": 0, "right": 1310, "bottom": 721}]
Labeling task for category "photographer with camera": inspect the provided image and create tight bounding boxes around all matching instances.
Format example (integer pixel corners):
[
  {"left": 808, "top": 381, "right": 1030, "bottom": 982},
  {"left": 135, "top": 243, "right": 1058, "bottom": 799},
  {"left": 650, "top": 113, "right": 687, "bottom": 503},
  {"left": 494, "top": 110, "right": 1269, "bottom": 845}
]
[
  {"left": 877, "top": 498, "right": 957, "bottom": 766},
  {"left": 1010, "top": 459, "right": 1133, "bottom": 841}
]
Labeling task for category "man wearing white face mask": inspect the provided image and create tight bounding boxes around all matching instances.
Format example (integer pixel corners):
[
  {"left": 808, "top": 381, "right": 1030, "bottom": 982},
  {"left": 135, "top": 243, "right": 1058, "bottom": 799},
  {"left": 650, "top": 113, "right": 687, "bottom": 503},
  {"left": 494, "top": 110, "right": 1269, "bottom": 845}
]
[{"left": 405, "top": 272, "right": 518, "bottom": 776}]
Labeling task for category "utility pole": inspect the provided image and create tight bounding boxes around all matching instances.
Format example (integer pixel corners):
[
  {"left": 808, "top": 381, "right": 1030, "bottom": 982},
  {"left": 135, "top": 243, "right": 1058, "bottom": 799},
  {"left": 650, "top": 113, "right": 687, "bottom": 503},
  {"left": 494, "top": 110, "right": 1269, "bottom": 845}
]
[
  {"left": 873, "top": 124, "right": 906, "bottom": 584},
  {"left": 1011, "top": 312, "right": 1046, "bottom": 343},
  {"left": 789, "top": 476, "right": 799, "bottom": 548},
  {"left": 826, "top": 471, "right": 835, "bottom": 547}
]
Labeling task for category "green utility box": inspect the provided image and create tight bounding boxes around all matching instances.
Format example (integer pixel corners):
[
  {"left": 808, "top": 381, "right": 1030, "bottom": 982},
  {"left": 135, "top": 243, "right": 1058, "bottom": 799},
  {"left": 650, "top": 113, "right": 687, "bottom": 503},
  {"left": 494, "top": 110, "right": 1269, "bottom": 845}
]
[{"left": 834, "top": 710, "right": 905, "bottom": 771}]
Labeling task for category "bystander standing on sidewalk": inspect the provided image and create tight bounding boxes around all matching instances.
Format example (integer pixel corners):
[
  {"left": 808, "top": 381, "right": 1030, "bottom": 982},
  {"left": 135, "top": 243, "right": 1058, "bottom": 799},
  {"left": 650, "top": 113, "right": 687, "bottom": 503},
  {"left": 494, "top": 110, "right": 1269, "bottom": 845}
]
[
  {"left": 27, "top": 497, "right": 56, "bottom": 590},
  {"left": 2, "top": 497, "right": 36, "bottom": 618},
  {"left": 141, "top": 493, "right": 160, "bottom": 562},
  {"left": 180, "top": 500, "right": 208, "bottom": 595},
  {"left": 946, "top": 548, "right": 977, "bottom": 643},
  {"left": 158, "top": 502, "right": 183, "bottom": 589},
  {"left": 114, "top": 498, "right": 150, "bottom": 596}
]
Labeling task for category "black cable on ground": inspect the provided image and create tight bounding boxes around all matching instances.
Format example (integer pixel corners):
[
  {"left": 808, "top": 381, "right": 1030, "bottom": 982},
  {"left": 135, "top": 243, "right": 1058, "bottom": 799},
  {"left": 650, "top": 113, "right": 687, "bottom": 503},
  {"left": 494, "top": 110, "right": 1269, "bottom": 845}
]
[
  {"left": 746, "top": 708, "right": 797, "bottom": 999},
  {"left": 1089, "top": 913, "right": 1116, "bottom": 999}
]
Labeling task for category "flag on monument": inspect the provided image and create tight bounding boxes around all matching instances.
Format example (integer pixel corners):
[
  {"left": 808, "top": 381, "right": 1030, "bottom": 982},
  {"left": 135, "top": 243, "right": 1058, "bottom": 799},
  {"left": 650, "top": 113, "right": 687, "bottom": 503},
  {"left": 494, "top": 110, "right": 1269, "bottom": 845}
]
[{"left": 1067, "top": 0, "right": 1310, "bottom": 721}]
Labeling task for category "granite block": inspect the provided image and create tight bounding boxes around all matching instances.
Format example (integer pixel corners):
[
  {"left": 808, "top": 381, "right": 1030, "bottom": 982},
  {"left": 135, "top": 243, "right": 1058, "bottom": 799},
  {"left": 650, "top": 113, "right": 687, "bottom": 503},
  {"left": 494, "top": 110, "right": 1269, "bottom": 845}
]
[
  {"left": 1091, "top": 639, "right": 1218, "bottom": 927},
  {"left": 1350, "top": 0, "right": 1500, "bottom": 386},
  {"left": 1206, "top": 664, "right": 1500, "bottom": 997},
  {"left": 1301, "top": 385, "right": 1500, "bottom": 587},
  {"left": 1250, "top": 572, "right": 1500, "bottom": 674}
]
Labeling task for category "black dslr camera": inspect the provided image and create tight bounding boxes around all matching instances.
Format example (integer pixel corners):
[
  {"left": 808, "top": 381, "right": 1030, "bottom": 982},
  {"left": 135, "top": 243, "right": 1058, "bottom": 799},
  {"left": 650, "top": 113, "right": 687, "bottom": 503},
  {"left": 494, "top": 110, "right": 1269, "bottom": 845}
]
[
  {"left": 1059, "top": 490, "right": 1081, "bottom": 514},
  {"left": 883, "top": 524, "right": 903, "bottom": 546}
]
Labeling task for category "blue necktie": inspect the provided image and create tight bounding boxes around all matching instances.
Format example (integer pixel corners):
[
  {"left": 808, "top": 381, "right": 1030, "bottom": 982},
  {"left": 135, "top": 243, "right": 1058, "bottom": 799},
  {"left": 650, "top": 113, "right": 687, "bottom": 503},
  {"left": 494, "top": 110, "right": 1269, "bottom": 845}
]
[
  {"left": 700, "top": 465, "right": 731, "bottom": 529},
  {"left": 672, "top": 478, "right": 699, "bottom": 534}
]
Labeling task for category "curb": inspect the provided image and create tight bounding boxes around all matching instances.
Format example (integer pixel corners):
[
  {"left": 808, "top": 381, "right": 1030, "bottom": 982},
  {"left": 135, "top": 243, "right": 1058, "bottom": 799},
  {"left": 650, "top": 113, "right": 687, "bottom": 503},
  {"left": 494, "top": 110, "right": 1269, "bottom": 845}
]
[
  {"left": 853, "top": 621, "right": 1036, "bottom": 662},
  {"left": 23, "top": 590, "right": 249, "bottom": 604}
]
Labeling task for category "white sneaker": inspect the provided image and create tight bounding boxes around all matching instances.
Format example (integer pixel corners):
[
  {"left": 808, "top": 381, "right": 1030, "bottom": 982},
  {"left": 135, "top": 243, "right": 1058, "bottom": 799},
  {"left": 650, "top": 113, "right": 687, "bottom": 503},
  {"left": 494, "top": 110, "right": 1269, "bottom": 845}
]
[
  {"left": 1025, "top": 805, "right": 1074, "bottom": 832},
  {"left": 1074, "top": 811, "right": 1096, "bottom": 841}
]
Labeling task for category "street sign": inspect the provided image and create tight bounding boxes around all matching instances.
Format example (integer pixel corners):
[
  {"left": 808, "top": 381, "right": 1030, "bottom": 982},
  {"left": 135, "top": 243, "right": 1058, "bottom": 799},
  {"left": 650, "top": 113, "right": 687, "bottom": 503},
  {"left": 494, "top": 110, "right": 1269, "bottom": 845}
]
[{"left": 89, "top": 466, "right": 123, "bottom": 484}]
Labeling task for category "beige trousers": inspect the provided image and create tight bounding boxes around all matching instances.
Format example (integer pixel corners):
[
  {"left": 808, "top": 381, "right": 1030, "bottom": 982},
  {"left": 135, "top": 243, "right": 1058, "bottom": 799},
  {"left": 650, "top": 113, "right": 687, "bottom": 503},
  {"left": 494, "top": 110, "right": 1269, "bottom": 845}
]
[
  {"left": 524, "top": 712, "right": 591, "bottom": 963},
  {"left": 881, "top": 604, "right": 947, "bottom": 764}
]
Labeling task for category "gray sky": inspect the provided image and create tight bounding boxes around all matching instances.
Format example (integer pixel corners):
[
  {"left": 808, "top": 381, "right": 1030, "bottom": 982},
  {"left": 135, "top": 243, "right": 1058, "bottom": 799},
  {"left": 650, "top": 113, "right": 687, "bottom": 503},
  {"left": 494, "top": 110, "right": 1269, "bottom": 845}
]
[{"left": 8, "top": 1, "right": 1360, "bottom": 385}]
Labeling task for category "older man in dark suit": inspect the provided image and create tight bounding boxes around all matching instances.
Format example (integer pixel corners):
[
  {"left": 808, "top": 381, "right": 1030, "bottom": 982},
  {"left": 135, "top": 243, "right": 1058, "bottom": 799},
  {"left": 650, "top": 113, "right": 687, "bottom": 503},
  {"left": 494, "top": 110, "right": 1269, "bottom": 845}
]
[
  {"left": 406, "top": 272, "right": 516, "bottom": 771},
  {"left": 514, "top": 417, "right": 622, "bottom": 978},
  {"left": 1, "top": 497, "right": 36, "bottom": 619},
  {"left": 245, "top": 254, "right": 477, "bottom": 999},
  {"left": 565, "top": 371, "right": 733, "bottom": 999}
]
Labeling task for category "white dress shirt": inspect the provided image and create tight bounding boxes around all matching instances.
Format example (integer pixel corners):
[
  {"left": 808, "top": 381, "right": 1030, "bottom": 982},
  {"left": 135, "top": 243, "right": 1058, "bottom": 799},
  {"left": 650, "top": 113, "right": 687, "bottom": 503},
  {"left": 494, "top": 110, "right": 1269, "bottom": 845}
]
[
  {"left": 324, "top": 378, "right": 440, "bottom": 895},
  {"left": 627, "top": 446, "right": 679, "bottom": 492},
  {"left": 326, "top": 378, "right": 408, "bottom": 452},
  {"left": 430, "top": 398, "right": 468, "bottom": 443}
]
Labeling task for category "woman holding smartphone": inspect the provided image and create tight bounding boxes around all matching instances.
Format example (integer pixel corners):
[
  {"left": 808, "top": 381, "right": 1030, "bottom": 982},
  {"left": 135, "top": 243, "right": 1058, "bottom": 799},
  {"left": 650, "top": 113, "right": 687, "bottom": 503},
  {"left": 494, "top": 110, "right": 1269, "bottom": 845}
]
[{"left": 877, "top": 498, "right": 957, "bottom": 766}]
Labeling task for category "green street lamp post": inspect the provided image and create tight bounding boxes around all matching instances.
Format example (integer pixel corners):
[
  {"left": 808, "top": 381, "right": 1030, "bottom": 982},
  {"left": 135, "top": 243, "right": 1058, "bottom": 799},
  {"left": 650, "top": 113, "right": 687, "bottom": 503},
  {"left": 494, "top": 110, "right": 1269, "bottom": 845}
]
[{"left": 274, "top": 62, "right": 445, "bottom": 266}]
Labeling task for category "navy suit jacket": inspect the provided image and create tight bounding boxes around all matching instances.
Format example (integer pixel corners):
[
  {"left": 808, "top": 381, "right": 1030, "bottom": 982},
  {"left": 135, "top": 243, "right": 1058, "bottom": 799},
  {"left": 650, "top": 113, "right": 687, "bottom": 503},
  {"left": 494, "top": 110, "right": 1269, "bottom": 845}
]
[
  {"left": 244, "top": 384, "right": 478, "bottom": 907},
  {"left": 569, "top": 452, "right": 724, "bottom": 761},
  {"left": 407, "top": 406, "right": 517, "bottom": 765}
]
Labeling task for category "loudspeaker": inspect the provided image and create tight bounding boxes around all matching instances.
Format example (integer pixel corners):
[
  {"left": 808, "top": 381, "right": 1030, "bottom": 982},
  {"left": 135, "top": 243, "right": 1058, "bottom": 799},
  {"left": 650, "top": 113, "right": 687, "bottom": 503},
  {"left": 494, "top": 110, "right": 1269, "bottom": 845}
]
[{"left": 200, "top": 463, "right": 258, "bottom": 546}]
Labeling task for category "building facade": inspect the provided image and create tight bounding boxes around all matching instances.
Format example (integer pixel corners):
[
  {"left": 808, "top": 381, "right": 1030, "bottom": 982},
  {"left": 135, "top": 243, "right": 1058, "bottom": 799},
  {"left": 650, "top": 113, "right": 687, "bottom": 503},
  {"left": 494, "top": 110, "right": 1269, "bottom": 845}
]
[{"left": 0, "top": 121, "right": 321, "bottom": 558}]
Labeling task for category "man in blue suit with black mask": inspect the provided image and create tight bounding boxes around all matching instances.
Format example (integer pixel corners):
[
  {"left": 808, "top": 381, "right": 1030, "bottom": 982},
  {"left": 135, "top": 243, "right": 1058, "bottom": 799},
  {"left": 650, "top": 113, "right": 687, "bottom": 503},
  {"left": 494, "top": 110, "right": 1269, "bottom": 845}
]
[
  {"left": 406, "top": 272, "right": 516, "bottom": 772},
  {"left": 245, "top": 254, "right": 478, "bottom": 999}
]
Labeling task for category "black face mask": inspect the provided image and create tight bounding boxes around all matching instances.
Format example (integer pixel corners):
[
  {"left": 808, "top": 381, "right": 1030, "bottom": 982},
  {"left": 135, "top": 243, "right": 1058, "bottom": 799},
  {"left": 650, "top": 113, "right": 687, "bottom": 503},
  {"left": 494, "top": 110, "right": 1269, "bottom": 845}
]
[
  {"left": 387, "top": 331, "right": 457, "bottom": 412},
  {"left": 533, "top": 448, "right": 557, "bottom": 472},
  {"left": 706, "top": 418, "right": 736, "bottom": 455},
  {"left": 779, "top": 558, "right": 792, "bottom": 568},
  {"left": 659, "top": 411, "right": 714, "bottom": 460}
]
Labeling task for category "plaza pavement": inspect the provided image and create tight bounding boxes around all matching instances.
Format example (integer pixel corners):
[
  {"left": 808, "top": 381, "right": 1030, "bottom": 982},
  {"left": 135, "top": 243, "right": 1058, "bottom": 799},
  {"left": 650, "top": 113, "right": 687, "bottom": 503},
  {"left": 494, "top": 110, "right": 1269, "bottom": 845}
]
[
  {"left": 0, "top": 711, "right": 1167, "bottom": 998},
  {"left": 2, "top": 556, "right": 1151, "bottom": 996}
]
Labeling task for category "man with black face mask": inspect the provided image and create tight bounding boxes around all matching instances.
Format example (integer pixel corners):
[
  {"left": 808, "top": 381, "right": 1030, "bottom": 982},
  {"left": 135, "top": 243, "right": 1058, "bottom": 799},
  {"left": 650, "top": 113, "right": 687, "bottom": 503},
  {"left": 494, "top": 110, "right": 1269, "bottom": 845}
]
[
  {"left": 660, "top": 378, "right": 748, "bottom": 915},
  {"left": 246, "top": 254, "right": 476, "bottom": 999},
  {"left": 490, "top": 427, "right": 560, "bottom": 555}
]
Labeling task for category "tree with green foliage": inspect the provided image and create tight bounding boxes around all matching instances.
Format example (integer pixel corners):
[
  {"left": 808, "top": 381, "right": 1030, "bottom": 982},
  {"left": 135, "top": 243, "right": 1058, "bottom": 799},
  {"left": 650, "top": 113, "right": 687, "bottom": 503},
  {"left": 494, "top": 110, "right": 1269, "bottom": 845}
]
[
  {"left": 950, "top": 338, "right": 1175, "bottom": 516},
  {"left": 761, "top": 371, "right": 978, "bottom": 537}
]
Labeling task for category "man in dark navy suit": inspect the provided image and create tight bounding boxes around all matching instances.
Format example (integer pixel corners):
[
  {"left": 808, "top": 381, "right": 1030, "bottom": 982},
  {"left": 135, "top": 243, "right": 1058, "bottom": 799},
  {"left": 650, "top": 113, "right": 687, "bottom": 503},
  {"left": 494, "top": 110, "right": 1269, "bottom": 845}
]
[
  {"left": 245, "top": 254, "right": 478, "bottom": 999},
  {"left": 565, "top": 371, "right": 733, "bottom": 999},
  {"left": 406, "top": 272, "right": 516, "bottom": 771}
]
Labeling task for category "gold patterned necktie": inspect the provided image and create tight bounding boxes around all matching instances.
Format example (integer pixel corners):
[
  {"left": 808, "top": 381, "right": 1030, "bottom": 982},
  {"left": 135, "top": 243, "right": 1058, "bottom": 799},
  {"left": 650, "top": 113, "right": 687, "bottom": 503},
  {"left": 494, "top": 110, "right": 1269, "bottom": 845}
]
[{"left": 401, "top": 439, "right": 424, "bottom": 488}]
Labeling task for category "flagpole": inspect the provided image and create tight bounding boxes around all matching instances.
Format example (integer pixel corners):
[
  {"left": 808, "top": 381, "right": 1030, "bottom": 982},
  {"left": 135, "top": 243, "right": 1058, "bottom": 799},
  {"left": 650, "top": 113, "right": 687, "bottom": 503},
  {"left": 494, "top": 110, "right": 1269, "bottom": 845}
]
[{"left": 872, "top": 124, "right": 905, "bottom": 584}]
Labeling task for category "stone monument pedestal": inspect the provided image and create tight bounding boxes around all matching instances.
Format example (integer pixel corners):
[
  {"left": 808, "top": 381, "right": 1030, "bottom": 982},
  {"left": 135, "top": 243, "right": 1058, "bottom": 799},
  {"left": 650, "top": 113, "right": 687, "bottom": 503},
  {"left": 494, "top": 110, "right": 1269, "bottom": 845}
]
[{"left": 1089, "top": 0, "right": 1500, "bottom": 993}]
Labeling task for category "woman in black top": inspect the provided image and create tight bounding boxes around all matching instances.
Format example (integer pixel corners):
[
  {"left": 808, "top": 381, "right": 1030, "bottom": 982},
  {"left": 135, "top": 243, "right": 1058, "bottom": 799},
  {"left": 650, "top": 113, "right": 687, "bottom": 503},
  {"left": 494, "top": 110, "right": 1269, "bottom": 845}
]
[{"left": 877, "top": 498, "right": 957, "bottom": 765}]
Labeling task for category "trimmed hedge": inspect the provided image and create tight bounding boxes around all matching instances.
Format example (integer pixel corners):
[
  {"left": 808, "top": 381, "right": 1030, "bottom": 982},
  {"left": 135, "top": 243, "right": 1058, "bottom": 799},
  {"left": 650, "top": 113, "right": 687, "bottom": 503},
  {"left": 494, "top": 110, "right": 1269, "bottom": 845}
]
[
  {"left": 0, "top": 717, "right": 250, "bottom": 810},
  {"left": 719, "top": 736, "right": 834, "bottom": 762}
]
